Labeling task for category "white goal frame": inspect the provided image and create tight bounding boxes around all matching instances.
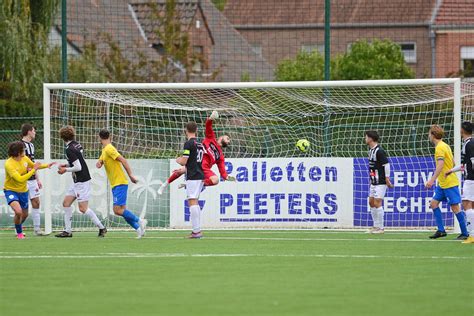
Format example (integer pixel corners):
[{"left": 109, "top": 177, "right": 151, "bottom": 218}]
[{"left": 43, "top": 78, "right": 462, "bottom": 234}]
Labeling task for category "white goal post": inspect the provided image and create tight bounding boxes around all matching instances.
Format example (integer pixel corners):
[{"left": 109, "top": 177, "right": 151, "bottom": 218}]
[{"left": 42, "top": 78, "right": 465, "bottom": 234}]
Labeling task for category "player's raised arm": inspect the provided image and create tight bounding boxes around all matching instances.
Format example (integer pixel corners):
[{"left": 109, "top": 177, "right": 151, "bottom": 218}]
[{"left": 205, "top": 110, "right": 218, "bottom": 140}]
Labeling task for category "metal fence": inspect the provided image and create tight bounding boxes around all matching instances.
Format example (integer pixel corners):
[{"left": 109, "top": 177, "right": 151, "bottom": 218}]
[{"left": 51, "top": 0, "right": 474, "bottom": 83}]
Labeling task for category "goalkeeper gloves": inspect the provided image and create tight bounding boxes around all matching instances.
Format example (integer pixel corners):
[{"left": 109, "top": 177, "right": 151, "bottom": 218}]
[
  {"left": 226, "top": 175, "right": 236, "bottom": 182},
  {"left": 210, "top": 110, "right": 219, "bottom": 120}
]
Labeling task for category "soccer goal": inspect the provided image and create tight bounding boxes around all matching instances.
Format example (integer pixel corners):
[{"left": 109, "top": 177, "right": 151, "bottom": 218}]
[{"left": 42, "top": 79, "right": 470, "bottom": 234}]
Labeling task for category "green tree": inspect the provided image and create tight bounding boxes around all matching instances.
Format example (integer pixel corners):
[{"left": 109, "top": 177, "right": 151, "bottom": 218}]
[
  {"left": 275, "top": 51, "right": 340, "bottom": 81},
  {"left": 0, "top": 0, "right": 60, "bottom": 105},
  {"left": 336, "top": 39, "right": 415, "bottom": 80},
  {"left": 275, "top": 40, "right": 414, "bottom": 81}
]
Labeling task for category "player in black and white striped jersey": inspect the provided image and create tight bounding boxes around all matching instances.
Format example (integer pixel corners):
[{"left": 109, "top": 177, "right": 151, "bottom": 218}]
[
  {"left": 21, "top": 123, "right": 54, "bottom": 235},
  {"left": 365, "top": 131, "right": 394, "bottom": 234},
  {"left": 446, "top": 121, "right": 474, "bottom": 243}
]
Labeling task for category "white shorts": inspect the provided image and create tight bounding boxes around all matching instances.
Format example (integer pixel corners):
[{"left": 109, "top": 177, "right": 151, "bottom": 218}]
[
  {"left": 462, "top": 180, "right": 474, "bottom": 201},
  {"left": 186, "top": 180, "right": 204, "bottom": 199},
  {"left": 369, "top": 184, "right": 387, "bottom": 199},
  {"left": 66, "top": 181, "right": 91, "bottom": 202},
  {"left": 27, "top": 180, "right": 41, "bottom": 200}
]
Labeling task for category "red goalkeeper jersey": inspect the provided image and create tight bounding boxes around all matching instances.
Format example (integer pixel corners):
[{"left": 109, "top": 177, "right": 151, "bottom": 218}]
[{"left": 202, "top": 119, "right": 228, "bottom": 179}]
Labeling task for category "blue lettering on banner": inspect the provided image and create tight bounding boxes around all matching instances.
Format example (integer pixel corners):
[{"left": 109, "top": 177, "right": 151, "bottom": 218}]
[
  {"left": 270, "top": 193, "right": 285, "bottom": 215},
  {"left": 220, "top": 194, "right": 233, "bottom": 214},
  {"left": 237, "top": 193, "right": 251, "bottom": 214},
  {"left": 305, "top": 194, "right": 321, "bottom": 214},
  {"left": 353, "top": 157, "right": 454, "bottom": 227},
  {"left": 255, "top": 193, "right": 268, "bottom": 214},
  {"left": 270, "top": 167, "right": 283, "bottom": 182},
  {"left": 189, "top": 159, "right": 343, "bottom": 224},
  {"left": 288, "top": 193, "right": 302, "bottom": 214},
  {"left": 224, "top": 161, "right": 338, "bottom": 183}
]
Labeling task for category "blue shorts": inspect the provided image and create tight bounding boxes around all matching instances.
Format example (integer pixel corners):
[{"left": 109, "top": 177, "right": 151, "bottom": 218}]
[
  {"left": 112, "top": 184, "right": 128, "bottom": 206},
  {"left": 433, "top": 186, "right": 462, "bottom": 205},
  {"left": 4, "top": 190, "right": 29, "bottom": 210}
]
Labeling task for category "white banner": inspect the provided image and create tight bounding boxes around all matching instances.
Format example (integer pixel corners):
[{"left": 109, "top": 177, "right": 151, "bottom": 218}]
[
  {"left": 170, "top": 158, "right": 353, "bottom": 228},
  {"left": 0, "top": 159, "right": 170, "bottom": 227}
]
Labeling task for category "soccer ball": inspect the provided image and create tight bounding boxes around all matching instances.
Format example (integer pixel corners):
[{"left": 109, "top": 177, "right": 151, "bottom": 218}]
[{"left": 296, "top": 139, "right": 310, "bottom": 152}]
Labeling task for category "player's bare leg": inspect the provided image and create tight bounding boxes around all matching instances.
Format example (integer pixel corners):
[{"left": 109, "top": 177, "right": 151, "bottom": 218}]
[{"left": 159, "top": 167, "right": 186, "bottom": 194}]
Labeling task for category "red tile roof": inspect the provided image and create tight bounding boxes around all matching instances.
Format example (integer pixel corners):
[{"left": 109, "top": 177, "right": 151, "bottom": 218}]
[
  {"left": 224, "top": 0, "right": 437, "bottom": 26},
  {"left": 434, "top": 0, "right": 474, "bottom": 26},
  {"left": 55, "top": 0, "right": 274, "bottom": 81}
]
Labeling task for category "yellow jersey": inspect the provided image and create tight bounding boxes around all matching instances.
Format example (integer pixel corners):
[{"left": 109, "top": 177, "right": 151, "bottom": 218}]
[
  {"left": 4, "top": 156, "right": 43, "bottom": 192},
  {"left": 435, "top": 141, "right": 459, "bottom": 189},
  {"left": 100, "top": 144, "right": 128, "bottom": 188}
]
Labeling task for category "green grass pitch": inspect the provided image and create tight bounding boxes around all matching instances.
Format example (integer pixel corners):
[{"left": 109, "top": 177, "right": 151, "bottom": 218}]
[{"left": 0, "top": 230, "right": 472, "bottom": 316}]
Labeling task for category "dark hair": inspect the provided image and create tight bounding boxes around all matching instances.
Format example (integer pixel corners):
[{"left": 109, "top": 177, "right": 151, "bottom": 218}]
[
  {"left": 365, "top": 130, "right": 379, "bottom": 142},
  {"left": 461, "top": 121, "right": 473, "bottom": 134},
  {"left": 8, "top": 141, "right": 25, "bottom": 157},
  {"left": 21, "top": 123, "right": 35, "bottom": 137},
  {"left": 99, "top": 129, "right": 110, "bottom": 140},
  {"left": 186, "top": 121, "right": 198, "bottom": 133},
  {"left": 59, "top": 126, "right": 76, "bottom": 142},
  {"left": 429, "top": 124, "right": 444, "bottom": 140}
]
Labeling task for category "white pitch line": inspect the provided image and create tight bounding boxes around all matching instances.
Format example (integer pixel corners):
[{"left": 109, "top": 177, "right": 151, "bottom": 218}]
[
  {"left": 67, "top": 235, "right": 461, "bottom": 243},
  {"left": 0, "top": 253, "right": 470, "bottom": 260}
]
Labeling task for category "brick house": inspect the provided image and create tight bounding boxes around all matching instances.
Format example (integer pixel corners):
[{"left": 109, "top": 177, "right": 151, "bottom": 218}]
[
  {"left": 223, "top": 0, "right": 474, "bottom": 78},
  {"left": 51, "top": 0, "right": 274, "bottom": 82},
  {"left": 433, "top": 0, "right": 474, "bottom": 77}
]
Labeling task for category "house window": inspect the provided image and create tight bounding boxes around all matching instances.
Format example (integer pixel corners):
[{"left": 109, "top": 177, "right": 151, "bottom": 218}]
[
  {"left": 301, "top": 44, "right": 324, "bottom": 54},
  {"left": 399, "top": 43, "right": 416, "bottom": 64},
  {"left": 193, "top": 46, "right": 203, "bottom": 72},
  {"left": 250, "top": 43, "right": 262, "bottom": 56},
  {"left": 461, "top": 46, "right": 474, "bottom": 77}
]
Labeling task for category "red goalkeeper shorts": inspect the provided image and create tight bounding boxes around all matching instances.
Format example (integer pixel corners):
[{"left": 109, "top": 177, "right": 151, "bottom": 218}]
[{"left": 203, "top": 168, "right": 216, "bottom": 180}]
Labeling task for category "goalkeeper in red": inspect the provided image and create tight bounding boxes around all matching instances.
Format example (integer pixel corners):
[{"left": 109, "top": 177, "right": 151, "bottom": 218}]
[{"left": 158, "top": 110, "right": 235, "bottom": 194}]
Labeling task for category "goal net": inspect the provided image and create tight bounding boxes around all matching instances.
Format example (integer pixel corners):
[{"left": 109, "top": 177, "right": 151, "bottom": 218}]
[{"left": 41, "top": 79, "right": 470, "bottom": 233}]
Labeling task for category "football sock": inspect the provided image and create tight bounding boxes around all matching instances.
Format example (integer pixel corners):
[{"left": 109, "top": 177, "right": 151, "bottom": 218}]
[
  {"left": 85, "top": 209, "right": 105, "bottom": 229},
  {"left": 432, "top": 207, "right": 445, "bottom": 232},
  {"left": 466, "top": 209, "right": 474, "bottom": 236},
  {"left": 64, "top": 207, "right": 73, "bottom": 233},
  {"left": 168, "top": 171, "right": 182, "bottom": 184},
  {"left": 455, "top": 211, "right": 468, "bottom": 236},
  {"left": 370, "top": 207, "right": 377, "bottom": 227},
  {"left": 190, "top": 204, "right": 201, "bottom": 233},
  {"left": 32, "top": 208, "right": 41, "bottom": 231},
  {"left": 122, "top": 210, "right": 140, "bottom": 230},
  {"left": 376, "top": 207, "right": 385, "bottom": 229},
  {"left": 15, "top": 224, "right": 22, "bottom": 234}
]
